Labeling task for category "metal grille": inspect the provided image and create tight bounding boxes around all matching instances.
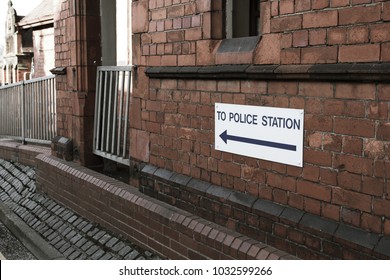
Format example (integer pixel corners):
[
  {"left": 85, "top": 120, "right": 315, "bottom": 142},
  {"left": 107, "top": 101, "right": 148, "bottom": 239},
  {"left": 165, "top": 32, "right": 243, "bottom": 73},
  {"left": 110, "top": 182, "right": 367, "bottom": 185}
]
[
  {"left": 93, "top": 66, "right": 132, "bottom": 166},
  {"left": 0, "top": 75, "right": 57, "bottom": 144}
]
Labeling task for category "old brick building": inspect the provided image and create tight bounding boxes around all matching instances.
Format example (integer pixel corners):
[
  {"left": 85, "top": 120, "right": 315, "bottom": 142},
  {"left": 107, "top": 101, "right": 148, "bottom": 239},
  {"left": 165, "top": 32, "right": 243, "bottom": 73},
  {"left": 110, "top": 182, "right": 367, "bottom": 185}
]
[
  {"left": 47, "top": 0, "right": 390, "bottom": 259},
  {"left": 0, "top": 0, "right": 54, "bottom": 85},
  {"left": 18, "top": 0, "right": 55, "bottom": 78}
]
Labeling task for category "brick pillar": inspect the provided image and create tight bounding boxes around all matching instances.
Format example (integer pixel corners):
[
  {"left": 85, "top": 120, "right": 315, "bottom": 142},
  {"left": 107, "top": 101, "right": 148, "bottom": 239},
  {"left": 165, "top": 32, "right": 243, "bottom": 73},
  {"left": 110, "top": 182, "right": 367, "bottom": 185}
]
[{"left": 54, "top": 0, "right": 101, "bottom": 166}]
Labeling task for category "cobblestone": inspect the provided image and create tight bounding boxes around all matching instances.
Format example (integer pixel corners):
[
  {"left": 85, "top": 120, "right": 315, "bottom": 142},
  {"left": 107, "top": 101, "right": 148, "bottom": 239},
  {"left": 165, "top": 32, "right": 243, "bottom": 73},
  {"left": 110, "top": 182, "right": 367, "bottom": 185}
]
[{"left": 0, "top": 158, "right": 164, "bottom": 260}]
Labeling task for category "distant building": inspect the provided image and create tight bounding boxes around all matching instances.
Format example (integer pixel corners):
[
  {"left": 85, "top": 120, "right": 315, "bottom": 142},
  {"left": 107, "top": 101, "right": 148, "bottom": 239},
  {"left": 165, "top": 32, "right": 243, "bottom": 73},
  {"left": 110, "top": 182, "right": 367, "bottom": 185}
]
[{"left": 1, "top": 0, "right": 54, "bottom": 85}]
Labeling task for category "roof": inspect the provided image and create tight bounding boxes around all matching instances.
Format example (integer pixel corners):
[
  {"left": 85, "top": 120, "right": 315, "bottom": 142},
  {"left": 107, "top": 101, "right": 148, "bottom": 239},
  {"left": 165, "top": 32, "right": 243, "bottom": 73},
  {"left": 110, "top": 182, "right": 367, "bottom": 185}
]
[{"left": 17, "top": 0, "right": 54, "bottom": 28}]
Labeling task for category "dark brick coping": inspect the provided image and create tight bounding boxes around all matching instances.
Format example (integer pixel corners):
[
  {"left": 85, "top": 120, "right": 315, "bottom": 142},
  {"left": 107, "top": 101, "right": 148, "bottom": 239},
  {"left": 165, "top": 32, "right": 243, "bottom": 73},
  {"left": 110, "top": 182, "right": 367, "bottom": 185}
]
[
  {"left": 33, "top": 154, "right": 296, "bottom": 260},
  {"left": 145, "top": 63, "right": 390, "bottom": 82},
  {"left": 140, "top": 164, "right": 390, "bottom": 259},
  {"left": 0, "top": 140, "right": 51, "bottom": 167}
]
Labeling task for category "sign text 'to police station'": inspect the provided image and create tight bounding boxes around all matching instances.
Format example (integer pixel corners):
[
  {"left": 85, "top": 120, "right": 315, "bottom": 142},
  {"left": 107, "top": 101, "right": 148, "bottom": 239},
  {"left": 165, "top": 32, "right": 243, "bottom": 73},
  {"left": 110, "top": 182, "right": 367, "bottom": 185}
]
[{"left": 215, "top": 103, "right": 304, "bottom": 167}]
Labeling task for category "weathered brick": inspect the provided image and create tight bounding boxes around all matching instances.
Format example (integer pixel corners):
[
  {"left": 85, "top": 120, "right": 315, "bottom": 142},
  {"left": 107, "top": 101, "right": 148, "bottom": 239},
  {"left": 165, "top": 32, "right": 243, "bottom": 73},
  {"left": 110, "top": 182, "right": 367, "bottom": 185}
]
[
  {"left": 335, "top": 83, "right": 376, "bottom": 99},
  {"left": 334, "top": 117, "right": 375, "bottom": 138},
  {"left": 339, "top": 44, "right": 380, "bottom": 63},
  {"left": 322, "top": 203, "right": 340, "bottom": 221},
  {"left": 305, "top": 114, "right": 333, "bottom": 132},
  {"left": 331, "top": 0, "right": 350, "bottom": 7},
  {"left": 362, "top": 176, "right": 384, "bottom": 197},
  {"left": 280, "top": 33, "right": 292, "bottom": 48},
  {"left": 271, "top": 15, "right": 302, "bottom": 32},
  {"left": 337, "top": 171, "right": 362, "bottom": 192},
  {"left": 363, "top": 139, "right": 386, "bottom": 159},
  {"left": 341, "top": 208, "right": 361, "bottom": 227},
  {"left": 323, "top": 134, "right": 342, "bottom": 152},
  {"left": 377, "top": 122, "right": 390, "bottom": 141},
  {"left": 344, "top": 101, "right": 365, "bottom": 118},
  {"left": 218, "top": 161, "right": 241, "bottom": 178},
  {"left": 361, "top": 213, "right": 382, "bottom": 234},
  {"left": 309, "top": 29, "right": 326, "bottom": 45},
  {"left": 342, "top": 136, "right": 363, "bottom": 155},
  {"left": 280, "top": 0, "right": 294, "bottom": 14},
  {"left": 299, "top": 82, "right": 333, "bottom": 98},
  {"left": 385, "top": 219, "right": 390, "bottom": 235},
  {"left": 351, "top": 0, "right": 371, "bottom": 4},
  {"left": 301, "top": 46, "right": 337, "bottom": 64},
  {"left": 339, "top": 4, "right": 381, "bottom": 25},
  {"left": 151, "top": 8, "right": 167, "bottom": 21},
  {"left": 254, "top": 33, "right": 281, "bottom": 64},
  {"left": 373, "top": 199, "right": 390, "bottom": 218},
  {"left": 281, "top": 49, "right": 300, "bottom": 64},
  {"left": 370, "top": 23, "right": 390, "bottom": 43},
  {"left": 293, "top": 30, "right": 308, "bottom": 47},
  {"left": 167, "top": 5, "right": 185, "bottom": 18},
  {"left": 303, "top": 10, "right": 338, "bottom": 28},
  {"left": 295, "top": 0, "right": 310, "bottom": 12},
  {"left": 185, "top": 28, "right": 202, "bottom": 41},
  {"left": 378, "top": 83, "right": 390, "bottom": 101},
  {"left": 347, "top": 26, "right": 369, "bottom": 44},
  {"left": 303, "top": 197, "right": 321, "bottom": 215},
  {"left": 297, "top": 180, "right": 331, "bottom": 202},
  {"left": 196, "top": 40, "right": 217, "bottom": 65},
  {"left": 328, "top": 27, "right": 347, "bottom": 45},
  {"left": 333, "top": 154, "right": 373, "bottom": 175},
  {"left": 270, "top": 0, "right": 279, "bottom": 16},
  {"left": 384, "top": 2, "right": 390, "bottom": 21},
  {"left": 269, "top": 81, "right": 298, "bottom": 95},
  {"left": 304, "top": 149, "right": 332, "bottom": 167},
  {"left": 313, "top": 0, "right": 329, "bottom": 10},
  {"left": 332, "top": 188, "right": 372, "bottom": 213},
  {"left": 294, "top": 96, "right": 314, "bottom": 114},
  {"left": 323, "top": 100, "right": 344, "bottom": 116}
]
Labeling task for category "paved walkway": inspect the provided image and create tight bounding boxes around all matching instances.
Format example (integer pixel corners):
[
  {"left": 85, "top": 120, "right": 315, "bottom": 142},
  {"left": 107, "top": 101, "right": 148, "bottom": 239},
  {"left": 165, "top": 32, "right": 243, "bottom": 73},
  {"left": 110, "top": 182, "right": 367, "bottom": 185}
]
[{"left": 0, "top": 158, "right": 163, "bottom": 260}]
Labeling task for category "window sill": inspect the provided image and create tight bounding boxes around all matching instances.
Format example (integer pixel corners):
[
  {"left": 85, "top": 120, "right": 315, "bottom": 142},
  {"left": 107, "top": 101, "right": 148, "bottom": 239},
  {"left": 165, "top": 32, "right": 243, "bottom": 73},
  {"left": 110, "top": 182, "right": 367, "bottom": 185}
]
[{"left": 215, "top": 36, "right": 261, "bottom": 65}]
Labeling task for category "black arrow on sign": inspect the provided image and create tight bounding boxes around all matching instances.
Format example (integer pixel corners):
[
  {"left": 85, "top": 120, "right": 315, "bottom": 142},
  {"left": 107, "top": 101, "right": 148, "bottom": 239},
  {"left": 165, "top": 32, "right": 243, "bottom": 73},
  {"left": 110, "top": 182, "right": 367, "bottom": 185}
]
[{"left": 219, "top": 130, "right": 297, "bottom": 151}]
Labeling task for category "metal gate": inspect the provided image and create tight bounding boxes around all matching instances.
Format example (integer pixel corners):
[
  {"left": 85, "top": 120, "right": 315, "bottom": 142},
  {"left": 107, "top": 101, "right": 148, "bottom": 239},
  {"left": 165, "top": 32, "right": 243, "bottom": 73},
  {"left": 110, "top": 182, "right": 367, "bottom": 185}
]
[{"left": 93, "top": 66, "right": 132, "bottom": 166}]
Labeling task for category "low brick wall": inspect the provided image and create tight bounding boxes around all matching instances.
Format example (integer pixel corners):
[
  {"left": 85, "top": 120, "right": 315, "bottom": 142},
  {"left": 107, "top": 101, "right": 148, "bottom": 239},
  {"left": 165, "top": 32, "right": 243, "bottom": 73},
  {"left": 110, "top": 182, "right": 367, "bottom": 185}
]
[
  {"left": 0, "top": 141, "right": 51, "bottom": 167},
  {"left": 33, "top": 153, "right": 294, "bottom": 260},
  {"left": 140, "top": 165, "right": 390, "bottom": 260}
]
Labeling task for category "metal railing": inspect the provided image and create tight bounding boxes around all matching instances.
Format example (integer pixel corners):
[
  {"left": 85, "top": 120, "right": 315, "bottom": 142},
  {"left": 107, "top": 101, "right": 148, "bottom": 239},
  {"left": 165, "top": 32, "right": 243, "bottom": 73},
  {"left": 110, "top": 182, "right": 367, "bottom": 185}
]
[
  {"left": 93, "top": 66, "right": 132, "bottom": 166},
  {"left": 0, "top": 75, "right": 57, "bottom": 144}
]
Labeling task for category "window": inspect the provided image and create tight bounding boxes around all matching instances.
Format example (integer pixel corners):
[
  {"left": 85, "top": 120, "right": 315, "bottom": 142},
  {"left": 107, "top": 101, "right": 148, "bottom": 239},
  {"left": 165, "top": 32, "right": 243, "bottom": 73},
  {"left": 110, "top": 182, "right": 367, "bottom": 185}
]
[
  {"left": 225, "top": 0, "right": 260, "bottom": 39},
  {"left": 100, "top": 0, "right": 130, "bottom": 66}
]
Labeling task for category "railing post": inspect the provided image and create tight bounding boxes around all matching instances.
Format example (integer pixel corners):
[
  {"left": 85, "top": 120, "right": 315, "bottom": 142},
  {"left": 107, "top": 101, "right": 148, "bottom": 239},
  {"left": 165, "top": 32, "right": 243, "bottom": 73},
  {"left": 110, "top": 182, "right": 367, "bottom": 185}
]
[{"left": 21, "top": 80, "right": 26, "bottom": 144}]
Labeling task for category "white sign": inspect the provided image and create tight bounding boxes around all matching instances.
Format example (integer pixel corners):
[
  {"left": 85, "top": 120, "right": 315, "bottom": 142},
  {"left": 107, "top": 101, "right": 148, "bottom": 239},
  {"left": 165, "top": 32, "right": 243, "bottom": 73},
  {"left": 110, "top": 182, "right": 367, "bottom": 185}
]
[{"left": 215, "top": 103, "right": 304, "bottom": 167}]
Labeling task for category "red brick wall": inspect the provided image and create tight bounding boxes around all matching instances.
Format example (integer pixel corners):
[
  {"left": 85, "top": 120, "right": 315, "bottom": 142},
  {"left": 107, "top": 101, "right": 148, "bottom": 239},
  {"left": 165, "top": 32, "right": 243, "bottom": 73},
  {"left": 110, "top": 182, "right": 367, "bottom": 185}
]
[
  {"left": 132, "top": 0, "right": 390, "bottom": 66},
  {"left": 131, "top": 0, "right": 390, "bottom": 246},
  {"left": 142, "top": 78, "right": 389, "bottom": 235},
  {"left": 274, "top": 0, "right": 390, "bottom": 64},
  {"left": 54, "top": 0, "right": 73, "bottom": 140}
]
